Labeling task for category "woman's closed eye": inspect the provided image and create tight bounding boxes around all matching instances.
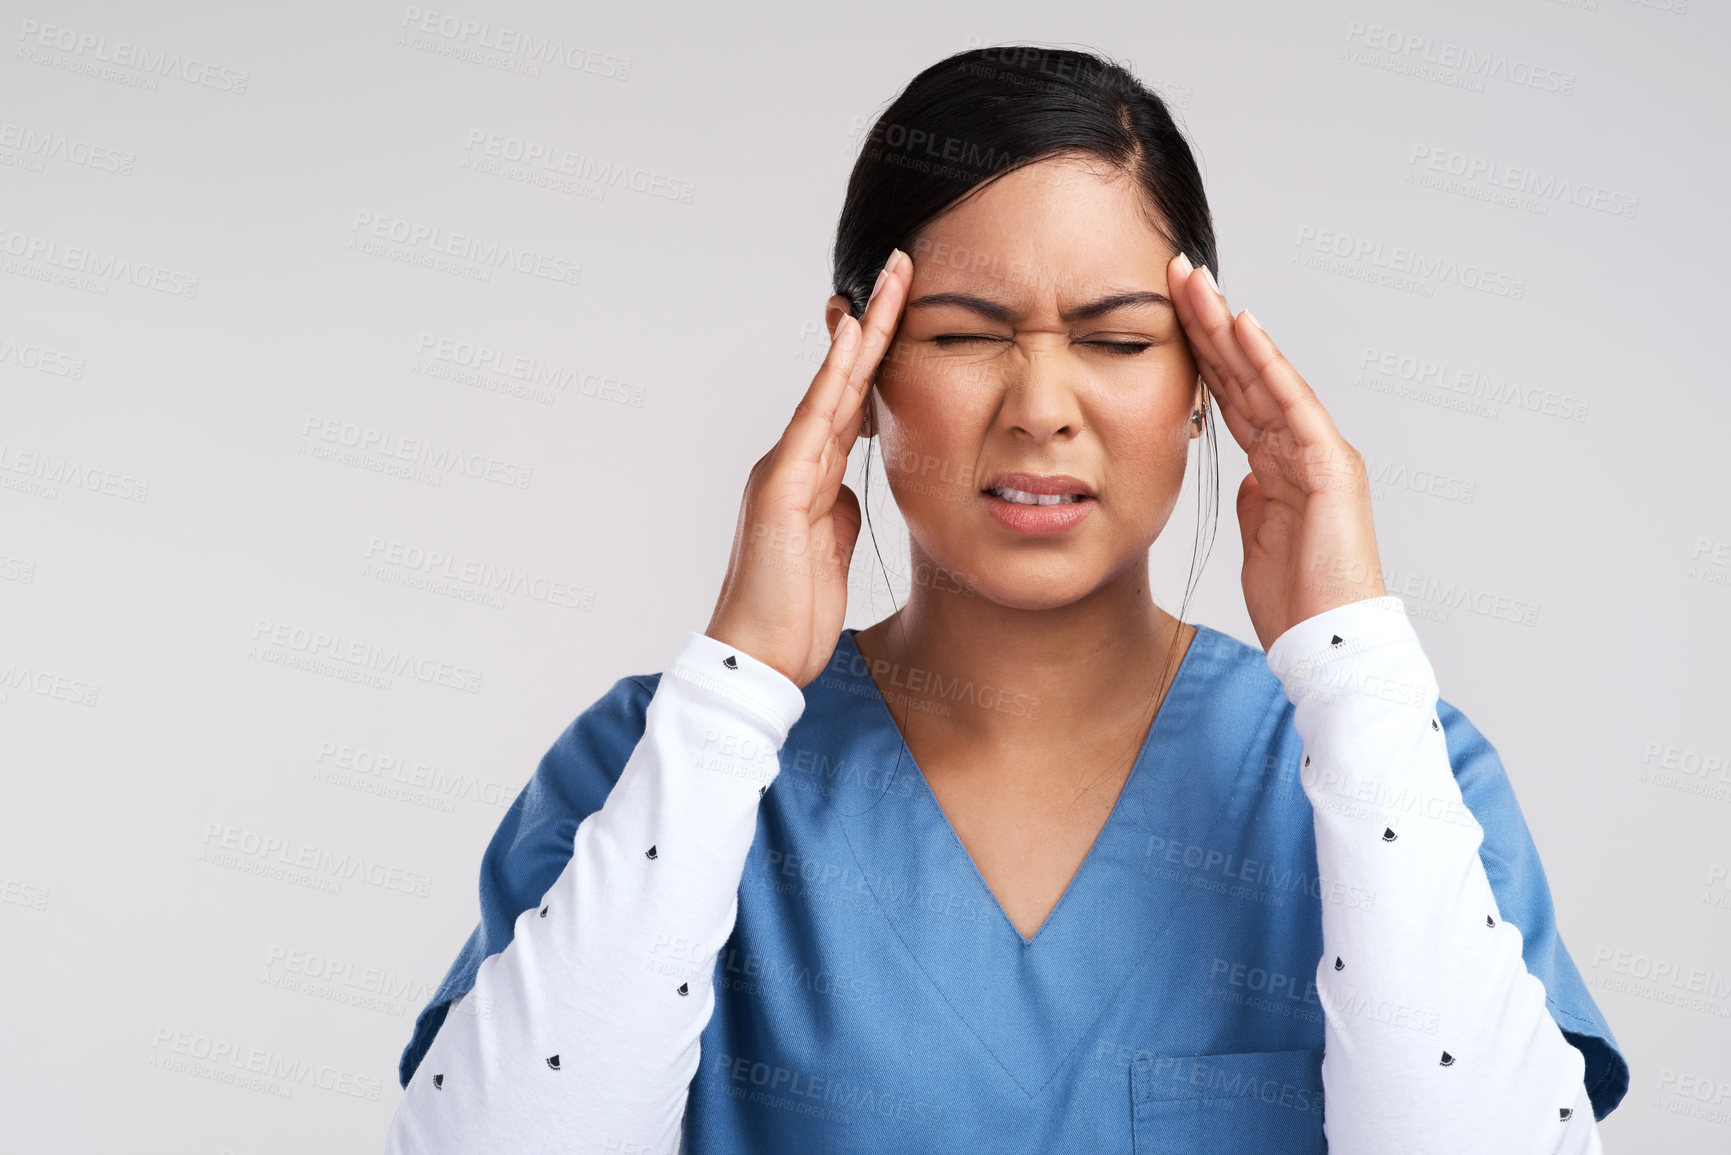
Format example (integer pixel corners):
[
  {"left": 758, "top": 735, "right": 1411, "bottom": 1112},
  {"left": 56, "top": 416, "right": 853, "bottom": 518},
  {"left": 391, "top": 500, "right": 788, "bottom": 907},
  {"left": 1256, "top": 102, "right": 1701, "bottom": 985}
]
[{"left": 931, "top": 335, "right": 1154, "bottom": 356}]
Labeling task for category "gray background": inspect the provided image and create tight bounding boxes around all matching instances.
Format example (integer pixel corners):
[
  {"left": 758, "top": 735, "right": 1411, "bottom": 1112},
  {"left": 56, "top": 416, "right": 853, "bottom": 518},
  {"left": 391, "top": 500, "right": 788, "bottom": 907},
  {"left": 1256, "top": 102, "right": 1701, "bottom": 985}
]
[{"left": 1, "top": 0, "right": 1726, "bottom": 1150}]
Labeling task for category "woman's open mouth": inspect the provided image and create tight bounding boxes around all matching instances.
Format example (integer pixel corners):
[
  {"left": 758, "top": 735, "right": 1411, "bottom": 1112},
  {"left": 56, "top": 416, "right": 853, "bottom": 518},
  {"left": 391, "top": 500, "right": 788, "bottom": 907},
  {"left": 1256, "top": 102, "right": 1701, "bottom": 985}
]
[
  {"left": 980, "top": 483, "right": 1096, "bottom": 535},
  {"left": 985, "top": 487, "right": 1088, "bottom": 505}
]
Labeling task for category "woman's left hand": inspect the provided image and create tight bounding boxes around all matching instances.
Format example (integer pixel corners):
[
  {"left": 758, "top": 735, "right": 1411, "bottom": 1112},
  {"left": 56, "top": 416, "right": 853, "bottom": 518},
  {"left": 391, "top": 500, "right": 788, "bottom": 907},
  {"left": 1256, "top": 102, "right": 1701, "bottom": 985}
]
[{"left": 1167, "top": 252, "right": 1388, "bottom": 652}]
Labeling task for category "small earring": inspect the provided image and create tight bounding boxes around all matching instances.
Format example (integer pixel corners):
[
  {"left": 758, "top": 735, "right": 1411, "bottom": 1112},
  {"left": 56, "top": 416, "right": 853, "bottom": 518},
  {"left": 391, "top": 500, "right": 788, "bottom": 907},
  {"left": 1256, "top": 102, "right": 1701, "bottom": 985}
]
[{"left": 1190, "top": 410, "right": 1203, "bottom": 427}]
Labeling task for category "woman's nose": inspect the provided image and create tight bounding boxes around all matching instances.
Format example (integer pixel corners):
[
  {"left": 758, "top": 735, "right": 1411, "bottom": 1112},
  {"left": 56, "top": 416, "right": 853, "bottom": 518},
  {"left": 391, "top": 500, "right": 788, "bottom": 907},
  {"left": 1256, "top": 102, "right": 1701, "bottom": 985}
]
[{"left": 992, "top": 342, "right": 1085, "bottom": 440}]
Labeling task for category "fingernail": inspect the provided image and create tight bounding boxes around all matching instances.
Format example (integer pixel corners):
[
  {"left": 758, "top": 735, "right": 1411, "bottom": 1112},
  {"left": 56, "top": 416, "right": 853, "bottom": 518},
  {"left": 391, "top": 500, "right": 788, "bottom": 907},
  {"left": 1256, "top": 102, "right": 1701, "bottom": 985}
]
[
  {"left": 1199, "top": 265, "right": 1221, "bottom": 295},
  {"left": 867, "top": 266, "right": 888, "bottom": 306},
  {"left": 1240, "top": 309, "right": 1263, "bottom": 333},
  {"left": 1173, "top": 251, "right": 1194, "bottom": 275}
]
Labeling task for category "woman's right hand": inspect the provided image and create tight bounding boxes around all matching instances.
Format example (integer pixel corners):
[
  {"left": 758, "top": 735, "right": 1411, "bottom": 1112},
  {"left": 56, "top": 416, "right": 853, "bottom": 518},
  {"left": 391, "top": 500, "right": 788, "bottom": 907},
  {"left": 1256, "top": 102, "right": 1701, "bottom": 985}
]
[{"left": 704, "top": 247, "right": 913, "bottom": 688}]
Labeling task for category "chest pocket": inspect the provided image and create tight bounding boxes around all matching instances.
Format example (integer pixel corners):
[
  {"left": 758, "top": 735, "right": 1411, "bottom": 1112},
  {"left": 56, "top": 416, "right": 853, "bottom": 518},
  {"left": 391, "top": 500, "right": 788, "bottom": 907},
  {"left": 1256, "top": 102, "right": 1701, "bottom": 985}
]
[{"left": 1131, "top": 1049, "right": 1327, "bottom": 1154}]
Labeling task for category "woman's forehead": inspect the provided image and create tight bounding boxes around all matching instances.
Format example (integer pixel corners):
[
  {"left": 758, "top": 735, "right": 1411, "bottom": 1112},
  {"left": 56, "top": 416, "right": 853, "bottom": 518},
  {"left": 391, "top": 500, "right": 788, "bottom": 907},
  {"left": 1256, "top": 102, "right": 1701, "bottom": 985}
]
[{"left": 906, "top": 165, "right": 1175, "bottom": 304}]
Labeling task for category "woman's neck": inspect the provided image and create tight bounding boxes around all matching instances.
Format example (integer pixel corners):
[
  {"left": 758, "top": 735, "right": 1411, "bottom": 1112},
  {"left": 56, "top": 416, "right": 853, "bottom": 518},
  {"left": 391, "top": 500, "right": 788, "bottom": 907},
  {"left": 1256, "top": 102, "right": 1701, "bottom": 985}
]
[{"left": 850, "top": 557, "right": 1194, "bottom": 754}]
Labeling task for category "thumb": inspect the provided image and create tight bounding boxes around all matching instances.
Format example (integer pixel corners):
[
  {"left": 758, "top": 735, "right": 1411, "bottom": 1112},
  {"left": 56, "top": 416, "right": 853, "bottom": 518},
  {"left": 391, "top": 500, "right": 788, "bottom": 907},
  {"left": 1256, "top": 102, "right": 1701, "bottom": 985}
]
[
  {"left": 807, "top": 483, "right": 863, "bottom": 592},
  {"left": 1234, "top": 470, "right": 1265, "bottom": 559},
  {"left": 827, "top": 483, "right": 863, "bottom": 577}
]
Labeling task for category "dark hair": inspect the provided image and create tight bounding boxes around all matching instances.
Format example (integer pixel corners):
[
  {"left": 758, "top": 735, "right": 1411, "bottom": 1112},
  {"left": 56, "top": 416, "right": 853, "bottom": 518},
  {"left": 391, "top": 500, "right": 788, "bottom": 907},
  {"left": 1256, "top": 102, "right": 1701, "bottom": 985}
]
[{"left": 832, "top": 44, "right": 1223, "bottom": 801}]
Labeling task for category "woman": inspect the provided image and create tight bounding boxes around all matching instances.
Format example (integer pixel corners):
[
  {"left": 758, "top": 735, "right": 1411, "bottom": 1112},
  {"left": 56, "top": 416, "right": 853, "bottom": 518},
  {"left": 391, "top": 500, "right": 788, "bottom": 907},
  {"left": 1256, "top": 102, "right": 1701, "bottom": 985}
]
[{"left": 385, "top": 46, "right": 1627, "bottom": 1153}]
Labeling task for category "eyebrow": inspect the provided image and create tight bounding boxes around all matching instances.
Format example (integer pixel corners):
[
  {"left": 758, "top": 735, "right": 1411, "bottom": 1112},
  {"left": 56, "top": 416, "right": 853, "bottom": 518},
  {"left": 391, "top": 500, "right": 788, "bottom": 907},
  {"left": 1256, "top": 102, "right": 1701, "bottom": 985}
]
[{"left": 905, "top": 290, "right": 1173, "bottom": 323}]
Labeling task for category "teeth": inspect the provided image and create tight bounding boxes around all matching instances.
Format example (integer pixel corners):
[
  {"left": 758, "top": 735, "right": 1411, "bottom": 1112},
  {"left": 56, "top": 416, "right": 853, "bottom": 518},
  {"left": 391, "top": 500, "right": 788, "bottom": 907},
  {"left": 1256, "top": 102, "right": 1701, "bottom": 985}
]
[{"left": 990, "top": 487, "right": 1083, "bottom": 506}]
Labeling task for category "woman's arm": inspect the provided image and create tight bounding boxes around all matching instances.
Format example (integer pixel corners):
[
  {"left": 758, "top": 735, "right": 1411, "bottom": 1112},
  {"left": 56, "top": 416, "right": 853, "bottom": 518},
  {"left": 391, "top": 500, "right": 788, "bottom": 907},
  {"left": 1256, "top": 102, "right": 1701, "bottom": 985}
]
[
  {"left": 384, "top": 240, "right": 908, "bottom": 1154},
  {"left": 1266, "top": 594, "right": 1601, "bottom": 1154},
  {"left": 383, "top": 629, "right": 806, "bottom": 1155}
]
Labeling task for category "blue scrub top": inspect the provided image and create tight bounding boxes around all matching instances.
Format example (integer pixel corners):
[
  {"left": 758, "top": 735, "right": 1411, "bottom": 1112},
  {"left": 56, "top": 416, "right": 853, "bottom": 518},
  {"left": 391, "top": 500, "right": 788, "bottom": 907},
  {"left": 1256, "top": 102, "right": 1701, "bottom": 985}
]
[{"left": 399, "top": 624, "right": 1629, "bottom": 1152}]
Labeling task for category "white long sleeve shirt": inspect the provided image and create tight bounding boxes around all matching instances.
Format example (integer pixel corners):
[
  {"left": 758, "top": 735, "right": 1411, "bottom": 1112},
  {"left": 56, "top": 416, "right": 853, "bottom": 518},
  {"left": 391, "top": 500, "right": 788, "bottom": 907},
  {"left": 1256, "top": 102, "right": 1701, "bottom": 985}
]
[
  {"left": 386, "top": 629, "right": 804, "bottom": 1155},
  {"left": 384, "top": 597, "right": 1608, "bottom": 1153},
  {"left": 1264, "top": 595, "right": 1601, "bottom": 1153}
]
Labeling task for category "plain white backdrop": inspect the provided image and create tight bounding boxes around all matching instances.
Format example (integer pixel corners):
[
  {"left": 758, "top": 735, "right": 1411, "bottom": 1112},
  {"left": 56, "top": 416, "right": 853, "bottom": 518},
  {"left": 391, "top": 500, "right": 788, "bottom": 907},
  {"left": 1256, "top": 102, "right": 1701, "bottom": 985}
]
[{"left": 1, "top": 0, "right": 1726, "bottom": 1150}]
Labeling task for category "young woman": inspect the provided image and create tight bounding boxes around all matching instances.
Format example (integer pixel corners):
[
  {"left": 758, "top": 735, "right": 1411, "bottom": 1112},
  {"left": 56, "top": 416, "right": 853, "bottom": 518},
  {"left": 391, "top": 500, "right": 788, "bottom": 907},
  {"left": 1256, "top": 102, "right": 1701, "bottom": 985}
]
[{"left": 385, "top": 46, "right": 1627, "bottom": 1154}]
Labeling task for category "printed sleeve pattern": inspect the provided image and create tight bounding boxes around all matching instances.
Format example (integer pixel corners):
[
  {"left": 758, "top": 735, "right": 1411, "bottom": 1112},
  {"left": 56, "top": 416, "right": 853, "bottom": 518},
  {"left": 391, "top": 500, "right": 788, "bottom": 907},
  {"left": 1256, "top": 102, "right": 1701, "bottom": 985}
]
[
  {"left": 382, "top": 630, "right": 807, "bottom": 1155},
  {"left": 1265, "top": 595, "right": 1603, "bottom": 1155}
]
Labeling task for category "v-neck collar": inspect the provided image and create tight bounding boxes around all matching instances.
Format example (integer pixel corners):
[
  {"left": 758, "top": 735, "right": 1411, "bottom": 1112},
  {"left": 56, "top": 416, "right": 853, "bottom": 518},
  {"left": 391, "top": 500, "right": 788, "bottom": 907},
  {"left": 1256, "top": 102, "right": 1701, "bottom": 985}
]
[
  {"left": 821, "top": 622, "right": 1246, "bottom": 1098},
  {"left": 840, "top": 623, "right": 1203, "bottom": 948}
]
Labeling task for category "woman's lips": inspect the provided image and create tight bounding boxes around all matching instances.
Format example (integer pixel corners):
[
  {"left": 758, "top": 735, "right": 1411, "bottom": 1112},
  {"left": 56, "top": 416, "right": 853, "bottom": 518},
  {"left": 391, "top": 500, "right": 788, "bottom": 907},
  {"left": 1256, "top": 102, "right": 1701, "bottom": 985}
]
[{"left": 981, "top": 490, "right": 1096, "bottom": 535}]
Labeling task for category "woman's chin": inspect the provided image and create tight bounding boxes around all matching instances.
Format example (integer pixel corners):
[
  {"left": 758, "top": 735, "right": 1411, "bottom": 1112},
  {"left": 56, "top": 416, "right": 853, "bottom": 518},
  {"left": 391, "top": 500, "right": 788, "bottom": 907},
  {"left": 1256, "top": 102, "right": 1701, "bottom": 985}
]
[{"left": 938, "top": 559, "right": 1113, "bottom": 614}]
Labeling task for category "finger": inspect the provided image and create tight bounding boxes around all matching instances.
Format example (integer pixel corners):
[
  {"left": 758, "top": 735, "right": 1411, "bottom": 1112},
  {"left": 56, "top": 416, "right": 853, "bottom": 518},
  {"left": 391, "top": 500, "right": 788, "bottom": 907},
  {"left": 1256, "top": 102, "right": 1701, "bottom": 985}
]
[
  {"left": 1173, "top": 259, "right": 1282, "bottom": 430},
  {"left": 836, "top": 250, "right": 912, "bottom": 437},
  {"left": 806, "top": 252, "right": 908, "bottom": 519},
  {"left": 1197, "top": 363, "right": 1306, "bottom": 507},
  {"left": 780, "top": 313, "right": 863, "bottom": 472},
  {"left": 1176, "top": 264, "right": 1362, "bottom": 498},
  {"left": 806, "top": 424, "right": 854, "bottom": 523},
  {"left": 1234, "top": 470, "right": 1266, "bottom": 559},
  {"left": 807, "top": 351, "right": 878, "bottom": 524},
  {"left": 807, "top": 483, "right": 862, "bottom": 671},
  {"left": 1195, "top": 358, "right": 1256, "bottom": 461},
  {"left": 813, "top": 484, "right": 862, "bottom": 587},
  {"left": 1167, "top": 254, "right": 1258, "bottom": 429},
  {"left": 1232, "top": 311, "right": 1343, "bottom": 449},
  {"left": 1185, "top": 268, "right": 1339, "bottom": 455},
  {"left": 1176, "top": 271, "right": 1332, "bottom": 505}
]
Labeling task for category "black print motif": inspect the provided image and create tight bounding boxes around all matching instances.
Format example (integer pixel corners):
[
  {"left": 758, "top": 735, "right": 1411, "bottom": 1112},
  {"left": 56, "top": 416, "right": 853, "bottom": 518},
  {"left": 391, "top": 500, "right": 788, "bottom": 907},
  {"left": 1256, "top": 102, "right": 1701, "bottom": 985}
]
[
  {"left": 1487, "top": 915, "right": 1496, "bottom": 928},
  {"left": 1304, "top": 755, "right": 1310, "bottom": 767},
  {"left": 1439, "top": 1051, "right": 1454, "bottom": 1067},
  {"left": 1330, "top": 634, "right": 1344, "bottom": 646},
  {"left": 759, "top": 785, "right": 767, "bottom": 797},
  {"left": 1334, "top": 957, "right": 1344, "bottom": 971},
  {"left": 1431, "top": 717, "right": 1441, "bottom": 731},
  {"left": 433, "top": 1073, "right": 443, "bottom": 1089},
  {"left": 540, "top": 905, "right": 548, "bottom": 918},
  {"left": 723, "top": 655, "right": 739, "bottom": 669},
  {"left": 1382, "top": 827, "right": 1398, "bottom": 842},
  {"left": 676, "top": 982, "right": 690, "bottom": 996},
  {"left": 645, "top": 845, "right": 658, "bottom": 860},
  {"left": 546, "top": 1055, "right": 561, "bottom": 1070},
  {"left": 1560, "top": 1108, "right": 1573, "bottom": 1121}
]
